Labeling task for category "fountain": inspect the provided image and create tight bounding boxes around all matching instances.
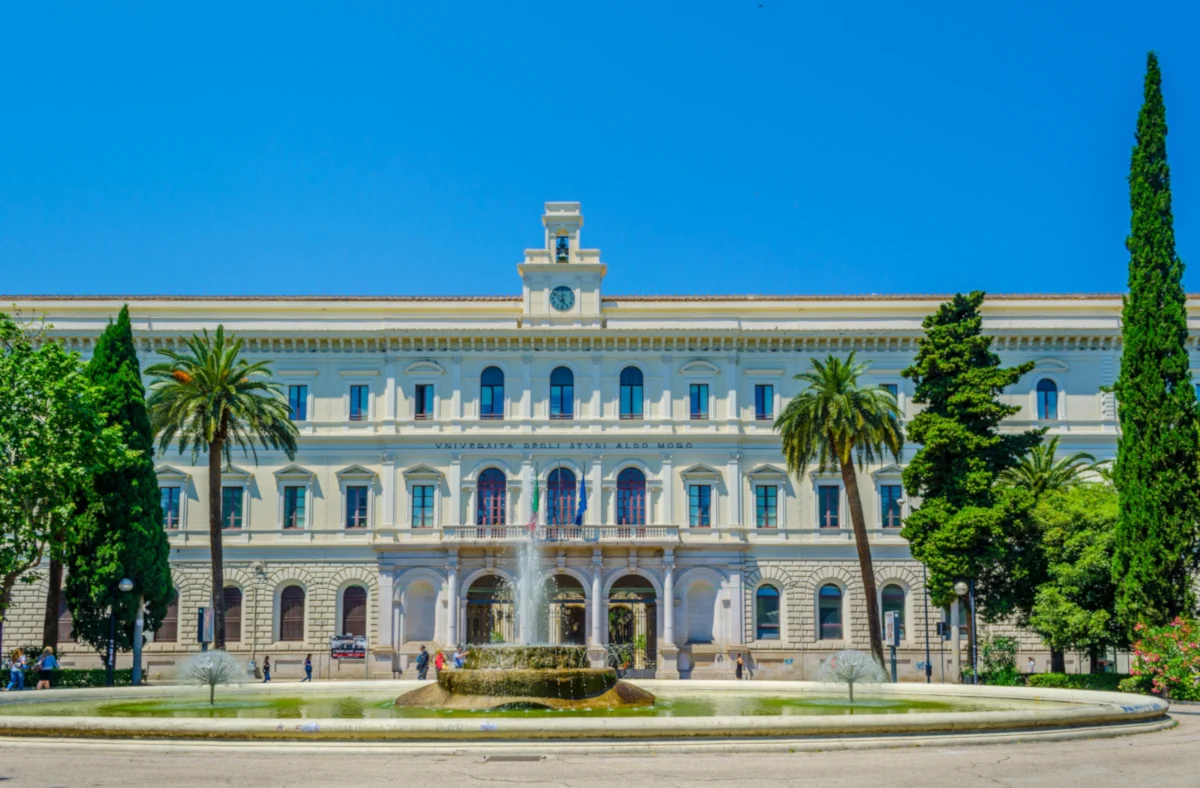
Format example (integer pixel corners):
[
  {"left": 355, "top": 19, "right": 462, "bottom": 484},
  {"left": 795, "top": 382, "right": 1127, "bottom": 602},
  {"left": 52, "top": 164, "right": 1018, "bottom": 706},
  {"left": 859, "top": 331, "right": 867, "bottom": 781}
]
[{"left": 395, "top": 534, "right": 655, "bottom": 710}]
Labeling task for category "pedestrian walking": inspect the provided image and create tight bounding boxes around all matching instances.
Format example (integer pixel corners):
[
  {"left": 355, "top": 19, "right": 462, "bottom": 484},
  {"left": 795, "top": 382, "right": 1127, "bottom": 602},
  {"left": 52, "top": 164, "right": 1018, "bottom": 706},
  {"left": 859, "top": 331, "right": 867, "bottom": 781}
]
[
  {"left": 434, "top": 649, "right": 445, "bottom": 676},
  {"left": 1027, "top": 657, "right": 1036, "bottom": 674},
  {"left": 302, "top": 654, "right": 313, "bottom": 682},
  {"left": 35, "top": 647, "right": 58, "bottom": 690},
  {"left": 735, "top": 653, "right": 745, "bottom": 680},
  {"left": 262, "top": 656, "right": 272, "bottom": 683},
  {"left": 4, "top": 650, "right": 26, "bottom": 691},
  {"left": 416, "top": 645, "right": 430, "bottom": 680}
]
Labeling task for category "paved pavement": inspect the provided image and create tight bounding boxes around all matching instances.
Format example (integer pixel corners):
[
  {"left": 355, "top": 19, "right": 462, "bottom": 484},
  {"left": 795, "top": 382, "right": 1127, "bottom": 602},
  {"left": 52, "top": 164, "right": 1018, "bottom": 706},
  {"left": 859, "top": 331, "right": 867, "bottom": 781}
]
[{"left": 0, "top": 708, "right": 1197, "bottom": 787}]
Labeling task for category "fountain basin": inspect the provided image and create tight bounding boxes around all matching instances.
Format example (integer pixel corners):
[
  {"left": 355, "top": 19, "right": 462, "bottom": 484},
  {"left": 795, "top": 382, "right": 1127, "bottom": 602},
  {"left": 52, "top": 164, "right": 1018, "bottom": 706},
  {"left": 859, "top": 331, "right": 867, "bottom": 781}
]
[{"left": 395, "top": 668, "right": 655, "bottom": 710}]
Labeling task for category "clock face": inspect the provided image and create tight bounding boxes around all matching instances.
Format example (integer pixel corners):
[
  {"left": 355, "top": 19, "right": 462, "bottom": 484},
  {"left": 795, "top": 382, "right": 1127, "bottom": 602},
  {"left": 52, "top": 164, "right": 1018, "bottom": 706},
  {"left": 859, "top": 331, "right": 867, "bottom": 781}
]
[{"left": 550, "top": 286, "right": 575, "bottom": 312}]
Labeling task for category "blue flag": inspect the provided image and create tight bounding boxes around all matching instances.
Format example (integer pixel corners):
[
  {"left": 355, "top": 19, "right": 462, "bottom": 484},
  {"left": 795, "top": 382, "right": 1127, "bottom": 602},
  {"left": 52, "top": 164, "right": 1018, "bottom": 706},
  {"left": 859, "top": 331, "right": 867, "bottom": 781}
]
[{"left": 575, "top": 476, "right": 588, "bottom": 525}]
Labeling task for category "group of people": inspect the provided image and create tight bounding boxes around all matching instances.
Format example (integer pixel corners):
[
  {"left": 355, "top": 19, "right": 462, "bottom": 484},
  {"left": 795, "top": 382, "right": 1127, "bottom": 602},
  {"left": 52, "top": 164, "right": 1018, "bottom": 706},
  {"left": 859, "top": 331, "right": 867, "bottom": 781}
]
[
  {"left": 414, "top": 645, "right": 468, "bottom": 679},
  {"left": 3, "top": 647, "right": 60, "bottom": 691},
  {"left": 258, "top": 654, "right": 315, "bottom": 683}
]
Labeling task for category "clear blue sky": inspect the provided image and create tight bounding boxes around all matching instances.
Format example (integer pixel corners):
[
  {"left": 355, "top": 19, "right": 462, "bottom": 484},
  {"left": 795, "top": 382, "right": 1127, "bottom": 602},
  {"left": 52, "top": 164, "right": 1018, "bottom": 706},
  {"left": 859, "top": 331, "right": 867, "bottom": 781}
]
[{"left": 2, "top": 1, "right": 1197, "bottom": 297}]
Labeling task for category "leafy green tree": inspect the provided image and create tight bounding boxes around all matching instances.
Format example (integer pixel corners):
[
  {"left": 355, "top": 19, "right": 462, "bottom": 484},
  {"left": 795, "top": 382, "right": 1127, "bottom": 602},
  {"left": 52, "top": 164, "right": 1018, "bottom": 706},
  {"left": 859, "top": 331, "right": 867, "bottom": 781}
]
[
  {"left": 63, "top": 306, "right": 174, "bottom": 654},
  {"left": 998, "top": 436, "right": 1098, "bottom": 498},
  {"left": 776, "top": 353, "right": 903, "bottom": 669},
  {"left": 901, "top": 292, "right": 1043, "bottom": 664},
  {"left": 1028, "top": 484, "right": 1121, "bottom": 673},
  {"left": 0, "top": 314, "right": 126, "bottom": 639},
  {"left": 146, "top": 326, "right": 297, "bottom": 649},
  {"left": 1111, "top": 52, "right": 1200, "bottom": 636}
]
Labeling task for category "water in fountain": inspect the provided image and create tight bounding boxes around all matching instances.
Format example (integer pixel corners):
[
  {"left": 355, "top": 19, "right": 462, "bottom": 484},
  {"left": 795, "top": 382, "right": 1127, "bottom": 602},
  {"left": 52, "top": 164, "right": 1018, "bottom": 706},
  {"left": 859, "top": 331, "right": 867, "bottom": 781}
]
[{"left": 513, "top": 531, "right": 550, "bottom": 645}]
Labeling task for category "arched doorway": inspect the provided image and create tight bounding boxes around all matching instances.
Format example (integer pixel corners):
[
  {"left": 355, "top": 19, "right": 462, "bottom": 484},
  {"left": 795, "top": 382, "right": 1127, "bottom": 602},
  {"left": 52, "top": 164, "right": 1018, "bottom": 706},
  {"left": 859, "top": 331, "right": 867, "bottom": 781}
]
[
  {"left": 546, "top": 467, "right": 577, "bottom": 538},
  {"left": 465, "top": 574, "right": 513, "bottom": 644},
  {"left": 545, "top": 574, "right": 587, "bottom": 645},
  {"left": 616, "top": 468, "right": 647, "bottom": 536},
  {"left": 608, "top": 574, "right": 657, "bottom": 674},
  {"left": 476, "top": 468, "right": 507, "bottom": 537}
]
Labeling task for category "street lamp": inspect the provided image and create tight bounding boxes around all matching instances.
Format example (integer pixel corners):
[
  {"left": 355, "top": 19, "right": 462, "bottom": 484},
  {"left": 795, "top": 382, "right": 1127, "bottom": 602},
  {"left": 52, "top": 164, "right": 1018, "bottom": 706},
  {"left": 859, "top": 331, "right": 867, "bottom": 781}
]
[
  {"left": 897, "top": 498, "right": 932, "bottom": 685},
  {"left": 107, "top": 577, "right": 134, "bottom": 687},
  {"left": 954, "top": 580, "right": 978, "bottom": 685}
]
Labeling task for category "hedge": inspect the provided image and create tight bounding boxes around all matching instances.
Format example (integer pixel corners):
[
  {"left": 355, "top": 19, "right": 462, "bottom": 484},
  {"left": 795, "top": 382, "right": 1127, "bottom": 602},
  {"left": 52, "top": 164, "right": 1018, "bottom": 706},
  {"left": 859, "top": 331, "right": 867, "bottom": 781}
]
[
  {"left": 1, "top": 668, "right": 135, "bottom": 688},
  {"left": 1027, "top": 673, "right": 1129, "bottom": 692}
]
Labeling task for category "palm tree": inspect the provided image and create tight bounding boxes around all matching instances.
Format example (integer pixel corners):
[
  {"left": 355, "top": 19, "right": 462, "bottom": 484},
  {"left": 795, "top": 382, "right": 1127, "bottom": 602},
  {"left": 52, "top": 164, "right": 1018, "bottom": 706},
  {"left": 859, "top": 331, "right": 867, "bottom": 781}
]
[
  {"left": 146, "top": 326, "right": 297, "bottom": 649},
  {"left": 775, "top": 353, "right": 903, "bottom": 670},
  {"left": 998, "top": 436, "right": 1098, "bottom": 498}
]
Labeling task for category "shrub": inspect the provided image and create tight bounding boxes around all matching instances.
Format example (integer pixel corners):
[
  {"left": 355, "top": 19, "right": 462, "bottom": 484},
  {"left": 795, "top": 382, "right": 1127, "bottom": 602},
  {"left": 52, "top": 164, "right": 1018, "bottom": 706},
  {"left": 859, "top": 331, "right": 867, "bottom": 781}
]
[
  {"left": 980, "top": 635, "right": 1023, "bottom": 686},
  {"left": 1129, "top": 618, "right": 1200, "bottom": 701},
  {"left": 1028, "top": 673, "right": 1129, "bottom": 692},
  {"left": 0, "top": 668, "right": 135, "bottom": 688}
]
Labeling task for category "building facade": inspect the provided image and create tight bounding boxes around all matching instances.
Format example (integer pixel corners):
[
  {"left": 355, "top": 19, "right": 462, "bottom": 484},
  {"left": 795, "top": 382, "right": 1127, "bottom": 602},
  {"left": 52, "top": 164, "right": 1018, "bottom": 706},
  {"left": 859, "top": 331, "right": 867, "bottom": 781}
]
[{"left": 4, "top": 203, "right": 1130, "bottom": 680}]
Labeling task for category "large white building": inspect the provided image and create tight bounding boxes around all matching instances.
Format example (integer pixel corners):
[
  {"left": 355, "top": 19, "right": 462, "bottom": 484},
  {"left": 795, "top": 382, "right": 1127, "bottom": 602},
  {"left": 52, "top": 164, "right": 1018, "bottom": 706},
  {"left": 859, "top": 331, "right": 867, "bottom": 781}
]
[{"left": 4, "top": 202, "right": 1128, "bottom": 681}]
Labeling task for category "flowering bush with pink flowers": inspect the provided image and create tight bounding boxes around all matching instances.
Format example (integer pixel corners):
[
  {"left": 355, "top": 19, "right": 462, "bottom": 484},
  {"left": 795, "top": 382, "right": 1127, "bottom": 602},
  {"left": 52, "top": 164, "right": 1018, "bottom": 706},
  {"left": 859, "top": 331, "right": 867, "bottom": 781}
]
[{"left": 1125, "top": 618, "right": 1200, "bottom": 700}]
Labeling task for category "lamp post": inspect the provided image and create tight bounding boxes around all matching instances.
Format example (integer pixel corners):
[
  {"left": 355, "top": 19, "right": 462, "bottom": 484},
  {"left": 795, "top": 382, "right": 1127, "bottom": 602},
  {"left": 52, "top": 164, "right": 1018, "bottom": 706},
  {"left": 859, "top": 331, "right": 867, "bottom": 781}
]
[
  {"left": 954, "top": 580, "right": 977, "bottom": 685},
  {"left": 107, "top": 577, "right": 134, "bottom": 687}
]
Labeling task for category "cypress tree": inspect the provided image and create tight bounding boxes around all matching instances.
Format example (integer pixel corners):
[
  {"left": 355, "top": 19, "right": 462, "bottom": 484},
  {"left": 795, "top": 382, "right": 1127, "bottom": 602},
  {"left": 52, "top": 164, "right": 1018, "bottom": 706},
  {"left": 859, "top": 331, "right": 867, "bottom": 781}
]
[
  {"left": 1112, "top": 52, "right": 1200, "bottom": 635},
  {"left": 63, "top": 306, "right": 173, "bottom": 653},
  {"left": 901, "top": 292, "right": 1044, "bottom": 662}
]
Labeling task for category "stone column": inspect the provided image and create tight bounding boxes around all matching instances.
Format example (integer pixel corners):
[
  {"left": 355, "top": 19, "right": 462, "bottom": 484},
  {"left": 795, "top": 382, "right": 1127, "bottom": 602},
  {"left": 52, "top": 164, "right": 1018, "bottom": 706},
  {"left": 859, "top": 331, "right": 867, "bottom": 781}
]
[
  {"left": 522, "top": 354, "right": 533, "bottom": 420},
  {"left": 451, "top": 355, "right": 463, "bottom": 425},
  {"left": 520, "top": 454, "right": 534, "bottom": 524},
  {"left": 725, "top": 354, "right": 739, "bottom": 424},
  {"left": 447, "top": 552, "right": 460, "bottom": 646},
  {"left": 590, "top": 456, "right": 603, "bottom": 525},
  {"left": 375, "top": 567, "right": 395, "bottom": 678},
  {"left": 661, "top": 455, "right": 675, "bottom": 526},
  {"left": 588, "top": 550, "right": 606, "bottom": 668},
  {"left": 384, "top": 358, "right": 397, "bottom": 426},
  {"left": 659, "top": 354, "right": 673, "bottom": 420},
  {"left": 590, "top": 354, "right": 603, "bottom": 422},
  {"left": 726, "top": 452, "right": 742, "bottom": 530},
  {"left": 381, "top": 453, "right": 396, "bottom": 528},
  {"left": 449, "top": 454, "right": 462, "bottom": 526},
  {"left": 658, "top": 550, "right": 680, "bottom": 679}
]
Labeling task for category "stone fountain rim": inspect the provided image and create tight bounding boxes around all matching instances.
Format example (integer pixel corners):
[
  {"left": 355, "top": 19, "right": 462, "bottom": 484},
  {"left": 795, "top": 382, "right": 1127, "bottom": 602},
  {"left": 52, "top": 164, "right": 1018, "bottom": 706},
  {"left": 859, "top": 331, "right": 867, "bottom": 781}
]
[{"left": 0, "top": 679, "right": 1171, "bottom": 747}]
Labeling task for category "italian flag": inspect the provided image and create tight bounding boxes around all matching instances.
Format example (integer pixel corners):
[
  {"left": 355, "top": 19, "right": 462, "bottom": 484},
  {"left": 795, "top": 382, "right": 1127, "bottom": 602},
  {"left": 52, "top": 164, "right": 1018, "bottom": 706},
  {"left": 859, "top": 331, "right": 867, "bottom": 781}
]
[{"left": 527, "top": 469, "right": 539, "bottom": 532}]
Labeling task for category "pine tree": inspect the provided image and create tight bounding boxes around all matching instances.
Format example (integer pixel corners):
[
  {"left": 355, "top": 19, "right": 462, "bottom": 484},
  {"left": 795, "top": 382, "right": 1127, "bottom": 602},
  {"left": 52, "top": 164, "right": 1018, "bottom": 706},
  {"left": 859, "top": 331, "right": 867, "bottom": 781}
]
[
  {"left": 901, "top": 292, "right": 1044, "bottom": 664},
  {"left": 63, "top": 306, "right": 173, "bottom": 653},
  {"left": 1112, "top": 52, "right": 1200, "bottom": 636}
]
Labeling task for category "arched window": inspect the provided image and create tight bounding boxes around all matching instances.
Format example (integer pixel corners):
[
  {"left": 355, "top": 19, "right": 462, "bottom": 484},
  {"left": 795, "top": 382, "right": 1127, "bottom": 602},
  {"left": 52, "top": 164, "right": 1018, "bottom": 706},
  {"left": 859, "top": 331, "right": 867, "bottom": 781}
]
[
  {"left": 818, "top": 584, "right": 843, "bottom": 640},
  {"left": 550, "top": 367, "right": 574, "bottom": 420},
  {"left": 481, "top": 366, "right": 505, "bottom": 420},
  {"left": 619, "top": 367, "right": 644, "bottom": 420},
  {"left": 279, "top": 585, "right": 305, "bottom": 642},
  {"left": 1036, "top": 379, "right": 1058, "bottom": 420},
  {"left": 881, "top": 584, "right": 905, "bottom": 640},
  {"left": 756, "top": 585, "right": 781, "bottom": 640},
  {"left": 156, "top": 590, "right": 178, "bottom": 643},
  {"left": 224, "top": 587, "right": 243, "bottom": 642},
  {"left": 477, "top": 468, "right": 507, "bottom": 526},
  {"left": 547, "top": 467, "right": 577, "bottom": 526},
  {"left": 616, "top": 468, "right": 647, "bottom": 526},
  {"left": 341, "top": 586, "right": 367, "bottom": 637}
]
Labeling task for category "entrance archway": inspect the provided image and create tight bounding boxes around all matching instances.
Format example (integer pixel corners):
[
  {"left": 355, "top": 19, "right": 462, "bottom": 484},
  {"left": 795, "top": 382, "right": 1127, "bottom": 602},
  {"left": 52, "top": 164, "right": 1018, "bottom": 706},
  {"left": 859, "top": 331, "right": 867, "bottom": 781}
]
[
  {"left": 465, "top": 574, "right": 513, "bottom": 644},
  {"left": 545, "top": 574, "right": 587, "bottom": 645},
  {"left": 608, "top": 574, "right": 657, "bottom": 671}
]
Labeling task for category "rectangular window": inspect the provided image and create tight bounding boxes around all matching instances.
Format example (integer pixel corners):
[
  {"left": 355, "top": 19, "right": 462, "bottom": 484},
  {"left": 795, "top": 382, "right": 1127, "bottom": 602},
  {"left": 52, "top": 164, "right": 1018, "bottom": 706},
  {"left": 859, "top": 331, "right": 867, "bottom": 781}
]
[
  {"left": 415, "top": 384, "right": 434, "bottom": 420},
  {"left": 346, "top": 485, "right": 369, "bottom": 529},
  {"left": 221, "top": 486, "right": 244, "bottom": 530},
  {"left": 882, "top": 383, "right": 898, "bottom": 400},
  {"left": 754, "top": 384, "right": 774, "bottom": 421},
  {"left": 755, "top": 485, "right": 778, "bottom": 528},
  {"left": 689, "top": 383, "right": 709, "bottom": 420},
  {"left": 689, "top": 484, "right": 712, "bottom": 528},
  {"left": 161, "top": 486, "right": 182, "bottom": 529},
  {"left": 349, "top": 385, "right": 369, "bottom": 421},
  {"left": 880, "top": 484, "right": 903, "bottom": 528},
  {"left": 818, "top": 485, "right": 840, "bottom": 528},
  {"left": 288, "top": 385, "right": 308, "bottom": 421},
  {"left": 412, "top": 484, "right": 435, "bottom": 528},
  {"left": 283, "top": 485, "right": 306, "bottom": 529}
]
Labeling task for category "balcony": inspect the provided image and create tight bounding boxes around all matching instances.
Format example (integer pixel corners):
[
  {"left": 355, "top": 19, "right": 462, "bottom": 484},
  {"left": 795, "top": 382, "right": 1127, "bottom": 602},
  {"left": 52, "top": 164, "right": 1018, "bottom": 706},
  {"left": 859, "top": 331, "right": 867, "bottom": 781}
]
[{"left": 441, "top": 524, "right": 679, "bottom": 545}]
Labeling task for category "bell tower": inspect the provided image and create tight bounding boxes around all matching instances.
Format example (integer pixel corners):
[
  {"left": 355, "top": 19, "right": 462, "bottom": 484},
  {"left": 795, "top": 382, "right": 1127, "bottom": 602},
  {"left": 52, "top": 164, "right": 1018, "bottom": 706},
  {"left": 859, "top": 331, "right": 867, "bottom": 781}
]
[{"left": 518, "top": 202, "right": 606, "bottom": 328}]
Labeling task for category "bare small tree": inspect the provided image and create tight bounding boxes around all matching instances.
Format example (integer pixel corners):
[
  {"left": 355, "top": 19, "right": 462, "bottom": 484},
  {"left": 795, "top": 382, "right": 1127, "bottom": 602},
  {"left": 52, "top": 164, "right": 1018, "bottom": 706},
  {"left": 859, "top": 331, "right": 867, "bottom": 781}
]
[
  {"left": 182, "top": 650, "right": 244, "bottom": 705},
  {"left": 818, "top": 649, "right": 888, "bottom": 703}
]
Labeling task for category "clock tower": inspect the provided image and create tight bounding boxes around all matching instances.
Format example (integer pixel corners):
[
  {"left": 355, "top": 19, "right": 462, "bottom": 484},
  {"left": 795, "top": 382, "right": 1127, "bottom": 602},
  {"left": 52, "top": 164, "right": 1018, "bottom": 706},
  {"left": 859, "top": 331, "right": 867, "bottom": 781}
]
[{"left": 518, "top": 202, "right": 606, "bottom": 328}]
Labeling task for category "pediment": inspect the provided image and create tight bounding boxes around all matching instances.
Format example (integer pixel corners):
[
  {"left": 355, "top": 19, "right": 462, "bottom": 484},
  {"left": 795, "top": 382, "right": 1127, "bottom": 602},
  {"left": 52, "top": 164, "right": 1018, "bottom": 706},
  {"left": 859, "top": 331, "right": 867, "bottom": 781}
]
[
  {"left": 222, "top": 465, "right": 254, "bottom": 481},
  {"left": 680, "top": 463, "right": 722, "bottom": 478},
  {"left": 871, "top": 463, "right": 905, "bottom": 479},
  {"left": 1031, "top": 358, "right": 1070, "bottom": 373},
  {"left": 402, "top": 463, "right": 444, "bottom": 479},
  {"left": 404, "top": 360, "right": 446, "bottom": 376},
  {"left": 155, "top": 464, "right": 191, "bottom": 481},
  {"left": 746, "top": 463, "right": 788, "bottom": 478},
  {"left": 274, "top": 464, "right": 315, "bottom": 479},
  {"left": 679, "top": 359, "right": 720, "bottom": 375},
  {"left": 336, "top": 464, "right": 377, "bottom": 479}
]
